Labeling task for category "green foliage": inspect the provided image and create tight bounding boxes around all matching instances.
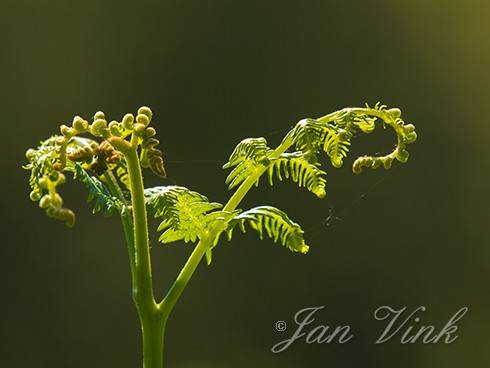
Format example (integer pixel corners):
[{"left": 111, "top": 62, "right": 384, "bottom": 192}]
[
  {"left": 225, "top": 206, "right": 309, "bottom": 254},
  {"left": 288, "top": 118, "right": 355, "bottom": 168},
  {"left": 285, "top": 102, "right": 417, "bottom": 174},
  {"left": 145, "top": 186, "right": 233, "bottom": 244},
  {"left": 24, "top": 136, "right": 87, "bottom": 227},
  {"left": 25, "top": 102, "right": 416, "bottom": 249},
  {"left": 223, "top": 137, "right": 328, "bottom": 198},
  {"left": 72, "top": 163, "right": 126, "bottom": 216},
  {"left": 146, "top": 186, "right": 310, "bottom": 263},
  {"left": 223, "top": 137, "right": 272, "bottom": 189},
  {"left": 267, "top": 151, "right": 327, "bottom": 198},
  {"left": 25, "top": 136, "right": 64, "bottom": 202},
  {"left": 224, "top": 102, "right": 417, "bottom": 201},
  {"left": 322, "top": 125, "right": 353, "bottom": 168},
  {"left": 24, "top": 102, "right": 416, "bottom": 257}
]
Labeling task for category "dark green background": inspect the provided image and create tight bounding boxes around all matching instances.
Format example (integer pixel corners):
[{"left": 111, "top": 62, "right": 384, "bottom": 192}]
[{"left": 2, "top": 0, "right": 489, "bottom": 367}]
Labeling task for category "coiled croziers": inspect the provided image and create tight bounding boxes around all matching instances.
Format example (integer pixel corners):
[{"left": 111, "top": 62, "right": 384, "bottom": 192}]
[{"left": 24, "top": 106, "right": 166, "bottom": 226}]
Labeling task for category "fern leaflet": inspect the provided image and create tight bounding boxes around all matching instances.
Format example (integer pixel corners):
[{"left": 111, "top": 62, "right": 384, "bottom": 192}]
[
  {"left": 225, "top": 206, "right": 309, "bottom": 254},
  {"left": 322, "top": 125, "right": 353, "bottom": 168},
  {"left": 223, "top": 138, "right": 272, "bottom": 189},
  {"left": 146, "top": 186, "right": 233, "bottom": 244},
  {"left": 71, "top": 163, "right": 125, "bottom": 216},
  {"left": 267, "top": 152, "right": 327, "bottom": 198}
]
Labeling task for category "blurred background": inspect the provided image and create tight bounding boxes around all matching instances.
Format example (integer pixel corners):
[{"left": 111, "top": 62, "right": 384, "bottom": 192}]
[{"left": 1, "top": 0, "right": 489, "bottom": 367}]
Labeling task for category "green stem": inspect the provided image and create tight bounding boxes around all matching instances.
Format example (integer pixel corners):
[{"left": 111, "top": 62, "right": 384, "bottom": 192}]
[
  {"left": 125, "top": 147, "right": 156, "bottom": 308},
  {"left": 159, "top": 239, "right": 210, "bottom": 320},
  {"left": 140, "top": 314, "right": 166, "bottom": 368},
  {"left": 123, "top": 143, "right": 162, "bottom": 368},
  {"left": 109, "top": 135, "right": 165, "bottom": 367}
]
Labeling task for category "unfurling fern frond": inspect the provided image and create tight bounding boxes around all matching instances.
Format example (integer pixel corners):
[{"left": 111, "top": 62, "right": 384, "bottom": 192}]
[
  {"left": 24, "top": 136, "right": 76, "bottom": 226},
  {"left": 25, "top": 136, "right": 62, "bottom": 201},
  {"left": 145, "top": 186, "right": 233, "bottom": 244},
  {"left": 350, "top": 103, "right": 417, "bottom": 174},
  {"left": 287, "top": 103, "right": 417, "bottom": 173},
  {"left": 225, "top": 206, "right": 309, "bottom": 254},
  {"left": 24, "top": 135, "right": 125, "bottom": 226},
  {"left": 223, "top": 138, "right": 273, "bottom": 189},
  {"left": 71, "top": 163, "right": 125, "bottom": 216},
  {"left": 24, "top": 107, "right": 169, "bottom": 227},
  {"left": 267, "top": 152, "right": 327, "bottom": 198}
]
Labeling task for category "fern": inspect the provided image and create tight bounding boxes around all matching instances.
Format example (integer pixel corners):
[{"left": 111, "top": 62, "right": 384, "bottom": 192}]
[
  {"left": 267, "top": 151, "right": 327, "bottom": 198},
  {"left": 322, "top": 125, "right": 353, "bottom": 168},
  {"left": 145, "top": 186, "right": 233, "bottom": 244},
  {"left": 223, "top": 137, "right": 272, "bottom": 167},
  {"left": 225, "top": 206, "right": 309, "bottom": 254},
  {"left": 24, "top": 136, "right": 78, "bottom": 226},
  {"left": 224, "top": 137, "right": 328, "bottom": 198},
  {"left": 285, "top": 102, "right": 417, "bottom": 174},
  {"left": 24, "top": 109, "right": 166, "bottom": 227},
  {"left": 71, "top": 163, "right": 125, "bottom": 216},
  {"left": 24, "top": 104, "right": 416, "bottom": 368},
  {"left": 24, "top": 136, "right": 61, "bottom": 201},
  {"left": 223, "top": 137, "right": 272, "bottom": 189},
  {"left": 287, "top": 117, "right": 354, "bottom": 168},
  {"left": 284, "top": 118, "right": 326, "bottom": 154},
  {"left": 223, "top": 102, "right": 417, "bottom": 204},
  {"left": 350, "top": 112, "right": 376, "bottom": 133},
  {"left": 115, "top": 163, "right": 130, "bottom": 190}
]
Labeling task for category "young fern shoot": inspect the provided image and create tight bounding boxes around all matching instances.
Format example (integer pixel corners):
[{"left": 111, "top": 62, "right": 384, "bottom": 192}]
[{"left": 24, "top": 103, "right": 416, "bottom": 368}]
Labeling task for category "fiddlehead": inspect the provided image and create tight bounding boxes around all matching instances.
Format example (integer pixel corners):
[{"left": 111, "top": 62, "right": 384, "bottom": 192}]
[
  {"left": 24, "top": 106, "right": 167, "bottom": 226},
  {"left": 133, "top": 107, "right": 167, "bottom": 178},
  {"left": 287, "top": 102, "right": 417, "bottom": 174}
]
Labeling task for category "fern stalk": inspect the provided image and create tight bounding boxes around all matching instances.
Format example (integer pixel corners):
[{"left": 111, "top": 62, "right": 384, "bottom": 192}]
[
  {"left": 159, "top": 239, "right": 210, "bottom": 320},
  {"left": 118, "top": 137, "right": 164, "bottom": 368},
  {"left": 24, "top": 104, "right": 416, "bottom": 367}
]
